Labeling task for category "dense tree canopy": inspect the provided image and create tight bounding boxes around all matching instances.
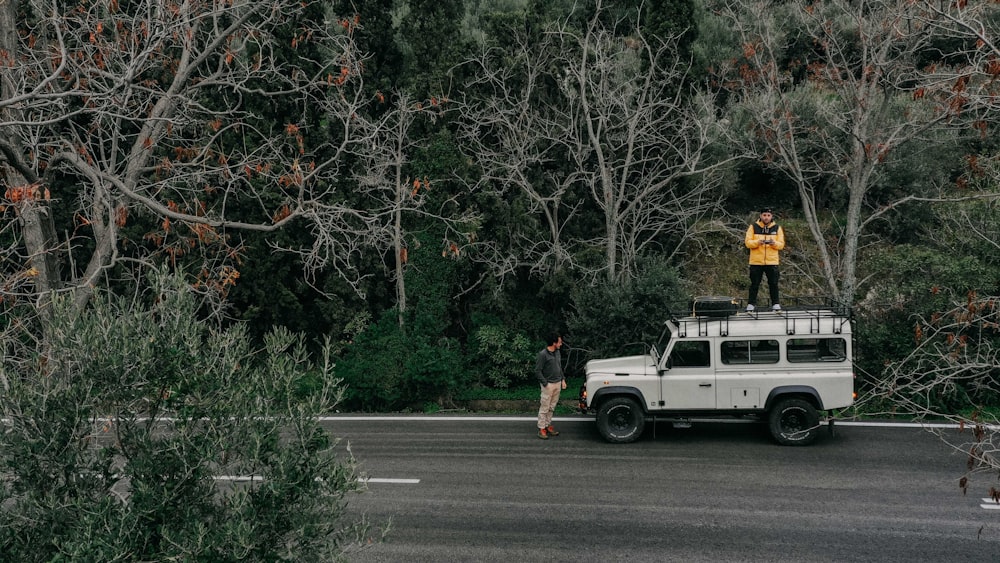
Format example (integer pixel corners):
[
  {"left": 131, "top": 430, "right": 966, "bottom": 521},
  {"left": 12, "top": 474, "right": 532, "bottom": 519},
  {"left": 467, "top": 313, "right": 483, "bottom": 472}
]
[{"left": 3, "top": 0, "right": 1000, "bottom": 516}]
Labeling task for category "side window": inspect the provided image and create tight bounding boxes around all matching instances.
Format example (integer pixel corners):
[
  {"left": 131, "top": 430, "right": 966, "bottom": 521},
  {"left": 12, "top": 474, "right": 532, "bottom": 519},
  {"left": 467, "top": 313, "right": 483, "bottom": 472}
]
[
  {"left": 787, "top": 338, "right": 848, "bottom": 362},
  {"left": 721, "top": 340, "right": 780, "bottom": 365},
  {"left": 668, "top": 340, "right": 710, "bottom": 367}
]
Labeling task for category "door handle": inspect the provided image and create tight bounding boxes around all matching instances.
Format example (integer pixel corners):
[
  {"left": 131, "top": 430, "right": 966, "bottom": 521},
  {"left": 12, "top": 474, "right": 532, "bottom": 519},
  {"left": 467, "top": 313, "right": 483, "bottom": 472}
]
[{"left": 699, "top": 383, "right": 712, "bottom": 387}]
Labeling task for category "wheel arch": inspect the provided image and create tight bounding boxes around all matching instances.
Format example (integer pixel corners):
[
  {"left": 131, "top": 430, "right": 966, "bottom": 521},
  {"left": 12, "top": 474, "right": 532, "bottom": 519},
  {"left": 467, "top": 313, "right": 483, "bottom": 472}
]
[
  {"left": 590, "top": 386, "right": 649, "bottom": 412},
  {"left": 765, "top": 386, "right": 823, "bottom": 411}
]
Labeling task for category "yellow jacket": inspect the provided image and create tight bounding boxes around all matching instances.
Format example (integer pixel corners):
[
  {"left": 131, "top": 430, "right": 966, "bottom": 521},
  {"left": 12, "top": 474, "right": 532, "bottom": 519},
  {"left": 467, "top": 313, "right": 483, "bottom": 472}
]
[{"left": 745, "top": 220, "right": 785, "bottom": 265}]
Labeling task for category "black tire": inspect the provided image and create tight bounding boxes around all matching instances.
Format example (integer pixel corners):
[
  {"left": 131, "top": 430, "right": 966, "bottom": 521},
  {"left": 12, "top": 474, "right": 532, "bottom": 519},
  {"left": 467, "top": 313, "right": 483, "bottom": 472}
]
[
  {"left": 596, "top": 397, "right": 646, "bottom": 443},
  {"left": 768, "top": 397, "right": 820, "bottom": 446}
]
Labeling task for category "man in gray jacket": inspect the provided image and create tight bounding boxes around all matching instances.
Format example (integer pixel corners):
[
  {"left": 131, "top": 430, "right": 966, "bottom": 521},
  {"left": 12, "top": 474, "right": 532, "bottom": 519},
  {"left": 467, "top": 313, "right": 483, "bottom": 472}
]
[{"left": 535, "top": 332, "right": 566, "bottom": 439}]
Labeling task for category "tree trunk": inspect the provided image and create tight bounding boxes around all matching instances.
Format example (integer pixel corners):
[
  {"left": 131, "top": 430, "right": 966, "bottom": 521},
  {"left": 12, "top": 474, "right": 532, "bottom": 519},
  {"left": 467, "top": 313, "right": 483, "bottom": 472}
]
[
  {"left": 394, "top": 174, "right": 406, "bottom": 327},
  {"left": 1, "top": 0, "right": 62, "bottom": 307}
]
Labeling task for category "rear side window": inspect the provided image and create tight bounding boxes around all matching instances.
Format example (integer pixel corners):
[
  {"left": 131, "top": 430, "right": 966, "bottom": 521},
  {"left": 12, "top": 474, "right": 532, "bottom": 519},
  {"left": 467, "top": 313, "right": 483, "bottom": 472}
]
[
  {"left": 787, "top": 338, "right": 848, "bottom": 362},
  {"left": 721, "top": 340, "right": 779, "bottom": 365}
]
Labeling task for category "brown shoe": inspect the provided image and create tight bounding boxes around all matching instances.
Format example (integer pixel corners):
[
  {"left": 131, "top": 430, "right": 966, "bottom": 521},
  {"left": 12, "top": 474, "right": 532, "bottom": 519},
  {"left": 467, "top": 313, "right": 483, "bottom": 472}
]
[
  {"left": 546, "top": 426, "right": 560, "bottom": 437},
  {"left": 538, "top": 428, "right": 548, "bottom": 440}
]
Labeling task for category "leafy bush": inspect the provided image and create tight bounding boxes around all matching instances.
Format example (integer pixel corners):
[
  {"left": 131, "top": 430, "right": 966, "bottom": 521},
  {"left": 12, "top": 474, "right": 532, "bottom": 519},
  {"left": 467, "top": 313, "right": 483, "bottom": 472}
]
[
  {"left": 0, "top": 271, "right": 370, "bottom": 562},
  {"left": 336, "top": 234, "right": 472, "bottom": 410},
  {"left": 337, "top": 308, "right": 469, "bottom": 411},
  {"left": 568, "top": 257, "right": 688, "bottom": 360},
  {"left": 856, "top": 243, "right": 1000, "bottom": 398},
  {"left": 336, "top": 310, "right": 410, "bottom": 411},
  {"left": 469, "top": 324, "right": 537, "bottom": 388}
]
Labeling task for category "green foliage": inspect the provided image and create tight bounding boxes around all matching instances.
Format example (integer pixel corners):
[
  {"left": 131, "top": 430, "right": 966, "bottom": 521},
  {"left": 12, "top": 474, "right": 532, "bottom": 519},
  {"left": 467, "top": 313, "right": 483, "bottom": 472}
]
[
  {"left": 568, "top": 257, "right": 687, "bottom": 359},
  {"left": 337, "top": 307, "right": 469, "bottom": 411},
  {"left": 398, "top": 0, "right": 474, "bottom": 99},
  {"left": 865, "top": 293, "right": 1000, "bottom": 413},
  {"left": 855, "top": 243, "right": 1000, "bottom": 398},
  {"left": 228, "top": 229, "right": 365, "bottom": 346},
  {"left": 632, "top": 0, "right": 700, "bottom": 61},
  {"left": 330, "top": 0, "right": 404, "bottom": 95},
  {"left": 469, "top": 324, "right": 537, "bottom": 388},
  {"left": 336, "top": 234, "right": 472, "bottom": 410},
  {"left": 401, "top": 330, "right": 467, "bottom": 404},
  {"left": 336, "top": 309, "right": 413, "bottom": 411},
  {"left": 0, "top": 271, "right": 369, "bottom": 562}
]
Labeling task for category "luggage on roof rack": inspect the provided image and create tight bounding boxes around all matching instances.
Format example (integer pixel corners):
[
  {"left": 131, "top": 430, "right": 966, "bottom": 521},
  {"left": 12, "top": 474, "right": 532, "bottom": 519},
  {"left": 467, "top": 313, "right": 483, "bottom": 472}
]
[{"left": 690, "top": 295, "right": 738, "bottom": 318}]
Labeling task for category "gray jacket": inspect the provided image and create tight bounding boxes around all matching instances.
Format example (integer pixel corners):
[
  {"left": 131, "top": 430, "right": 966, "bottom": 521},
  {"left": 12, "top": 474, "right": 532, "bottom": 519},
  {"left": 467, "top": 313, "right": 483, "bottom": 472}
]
[{"left": 535, "top": 347, "right": 564, "bottom": 386}]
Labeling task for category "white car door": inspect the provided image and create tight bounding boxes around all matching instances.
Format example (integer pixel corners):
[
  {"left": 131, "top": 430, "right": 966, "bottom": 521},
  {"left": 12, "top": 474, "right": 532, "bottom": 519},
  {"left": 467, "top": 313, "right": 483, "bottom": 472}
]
[{"left": 659, "top": 340, "right": 716, "bottom": 409}]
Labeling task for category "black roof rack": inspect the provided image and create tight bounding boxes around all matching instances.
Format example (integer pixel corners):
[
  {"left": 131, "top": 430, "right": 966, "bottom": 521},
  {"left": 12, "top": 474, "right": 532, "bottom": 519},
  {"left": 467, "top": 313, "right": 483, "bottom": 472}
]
[{"left": 670, "top": 297, "right": 852, "bottom": 338}]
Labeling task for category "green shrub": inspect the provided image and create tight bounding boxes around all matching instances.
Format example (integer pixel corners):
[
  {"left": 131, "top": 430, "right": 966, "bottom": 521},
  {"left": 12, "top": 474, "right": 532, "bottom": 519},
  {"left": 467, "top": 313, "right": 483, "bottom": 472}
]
[
  {"left": 0, "top": 271, "right": 370, "bottom": 562},
  {"left": 336, "top": 310, "right": 410, "bottom": 411},
  {"left": 337, "top": 233, "right": 474, "bottom": 410},
  {"left": 568, "top": 257, "right": 688, "bottom": 360},
  {"left": 469, "top": 324, "right": 537, "bottom": 388},
  {"left": 337, "top": 308, "right": 469, "bottom": 411}
]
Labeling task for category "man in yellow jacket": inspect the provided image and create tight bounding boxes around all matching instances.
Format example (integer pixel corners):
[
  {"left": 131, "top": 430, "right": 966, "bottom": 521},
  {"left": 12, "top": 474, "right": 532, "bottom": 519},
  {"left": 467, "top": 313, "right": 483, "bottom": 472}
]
[{"left": 744, "top": 207, "right": 785, "bottom": 312}]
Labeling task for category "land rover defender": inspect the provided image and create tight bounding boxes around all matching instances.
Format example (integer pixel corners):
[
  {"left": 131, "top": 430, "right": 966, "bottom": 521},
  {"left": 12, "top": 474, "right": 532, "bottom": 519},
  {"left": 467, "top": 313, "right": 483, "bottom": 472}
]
[{"left": 578, "top": 298, "right": 855, "bottom": 446}]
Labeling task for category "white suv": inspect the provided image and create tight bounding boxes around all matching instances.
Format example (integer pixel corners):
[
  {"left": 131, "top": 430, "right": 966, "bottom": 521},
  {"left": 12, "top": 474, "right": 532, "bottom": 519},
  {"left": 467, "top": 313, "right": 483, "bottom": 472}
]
[{"left": 578, "top": 299, "right": 855, "bottom": 446}]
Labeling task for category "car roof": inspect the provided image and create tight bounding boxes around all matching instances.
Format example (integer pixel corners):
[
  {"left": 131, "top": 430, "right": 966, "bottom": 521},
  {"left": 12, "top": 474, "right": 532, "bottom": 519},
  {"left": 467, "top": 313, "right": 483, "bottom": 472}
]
[{"left": 668, "top": 309, "right": 852, "bottom": 338}]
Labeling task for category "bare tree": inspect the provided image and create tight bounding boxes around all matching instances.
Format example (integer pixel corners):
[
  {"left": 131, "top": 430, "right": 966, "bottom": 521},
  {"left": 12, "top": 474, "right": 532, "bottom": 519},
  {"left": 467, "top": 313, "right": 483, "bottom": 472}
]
[
  {"left": 713, "top": 0, "right": 991, "bottom": 304},
  {"left": 458, "top": 0, "right": 734, "bottom": 283},
  {"left": 348, "top": 91, "right": 472, "bottom": 325},
  {"left": 914, "top": 0, "right": 1000, "bottom": 116},
  {"left": 820, "top": 0, "right": 1000, "bottom": 500},
  {"left": 457, "top": 25, "right": 580, "bottom": 278},
  {"left": 0, "top": 0, "right": 426, "bottom": 326},
  {"left": 860, "top": 292, "right": 1000, "bottom": 493}
]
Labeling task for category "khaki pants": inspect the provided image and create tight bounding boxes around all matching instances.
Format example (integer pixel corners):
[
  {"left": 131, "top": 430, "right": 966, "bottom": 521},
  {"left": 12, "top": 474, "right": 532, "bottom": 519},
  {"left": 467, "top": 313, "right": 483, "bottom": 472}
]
[{"left": 537, "top": 382, "right": 561, "bottom": 429}]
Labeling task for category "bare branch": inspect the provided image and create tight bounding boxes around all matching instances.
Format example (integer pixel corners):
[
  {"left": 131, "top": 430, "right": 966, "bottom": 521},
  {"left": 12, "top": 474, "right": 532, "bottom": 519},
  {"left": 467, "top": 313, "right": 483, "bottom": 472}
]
[
  {"left": 0, "top": 1, "right": 457, "bottom": 321},
  {"left": 457, "top": 2, "right": 735, "bottom": 282},
  {"left": 714, "top": 0, "right": 991, "bottom": 303}
]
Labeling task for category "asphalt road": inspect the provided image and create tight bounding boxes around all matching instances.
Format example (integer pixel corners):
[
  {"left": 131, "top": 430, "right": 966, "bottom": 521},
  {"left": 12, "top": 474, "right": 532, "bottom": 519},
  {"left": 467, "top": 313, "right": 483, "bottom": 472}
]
[{"left": 325, "top": 416, "right": 1000, "bottom": 562}]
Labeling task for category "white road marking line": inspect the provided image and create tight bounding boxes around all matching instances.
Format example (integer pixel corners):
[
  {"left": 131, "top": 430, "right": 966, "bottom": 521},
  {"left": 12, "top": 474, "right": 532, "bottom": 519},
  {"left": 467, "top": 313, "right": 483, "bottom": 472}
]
[
  {"left": 316, "top": 416, "right": 997, "bottom": 430},
  {"left": 835, "top": 421, "right": 1000, "bottom": 430},
  {"left": 3, "top": 416, "right": 994, "bottom": 430},
  {"left": 213, "top": 475, "right": 264, "bottom": 482},
  {"left": 979, "top": 497, "right": 1000, "bottom": 511},
  {"left": 316, "top": 416, "right": 581, "bottom": 422},
  {"left": 210, "top": 475, "right": 419, "bottom": 484}
]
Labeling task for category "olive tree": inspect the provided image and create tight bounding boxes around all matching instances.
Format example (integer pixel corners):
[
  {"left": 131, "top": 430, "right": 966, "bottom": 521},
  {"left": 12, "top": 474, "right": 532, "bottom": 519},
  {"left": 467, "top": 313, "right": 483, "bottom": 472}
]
[{"left": 0, "top": 270, "right": 375, "bottom": 561}]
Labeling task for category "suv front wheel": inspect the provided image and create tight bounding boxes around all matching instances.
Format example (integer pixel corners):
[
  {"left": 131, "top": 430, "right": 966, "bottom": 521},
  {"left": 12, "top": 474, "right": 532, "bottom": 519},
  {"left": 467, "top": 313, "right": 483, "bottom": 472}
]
[
  {"left": 768, "top": 397, "right": 820, "bottom": 446},
  {"left": 596, "top": 397, "right": 645, "bottom": 443}
]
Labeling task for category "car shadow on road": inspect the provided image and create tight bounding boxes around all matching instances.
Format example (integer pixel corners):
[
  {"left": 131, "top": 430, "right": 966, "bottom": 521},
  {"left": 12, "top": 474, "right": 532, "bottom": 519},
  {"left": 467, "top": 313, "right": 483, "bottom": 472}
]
[{"left": 571, "top": 416, "right": 844, "bottom": 448}]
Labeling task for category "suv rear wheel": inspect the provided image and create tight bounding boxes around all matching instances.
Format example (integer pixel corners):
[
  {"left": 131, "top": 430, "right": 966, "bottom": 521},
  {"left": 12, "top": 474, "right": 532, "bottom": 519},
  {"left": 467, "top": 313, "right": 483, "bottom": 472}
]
[
  {"left": 768, "top": 397, "right": 820, "bottom": 446},
  {"left": 596, "top": 397, "right": 645, "bottom": 443}
]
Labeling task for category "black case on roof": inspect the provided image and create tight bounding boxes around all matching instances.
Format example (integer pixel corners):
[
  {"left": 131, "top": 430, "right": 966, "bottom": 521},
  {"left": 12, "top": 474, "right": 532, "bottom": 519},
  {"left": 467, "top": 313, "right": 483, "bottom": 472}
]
[{"left": 690, "top": 295, "right": 738, "bottom": 318}]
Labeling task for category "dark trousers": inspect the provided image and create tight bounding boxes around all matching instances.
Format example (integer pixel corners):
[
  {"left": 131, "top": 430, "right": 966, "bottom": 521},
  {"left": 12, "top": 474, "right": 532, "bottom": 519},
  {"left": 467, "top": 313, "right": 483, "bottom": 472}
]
[{"left": 748, "top": 265, "right": 779, "bottom": 306}]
